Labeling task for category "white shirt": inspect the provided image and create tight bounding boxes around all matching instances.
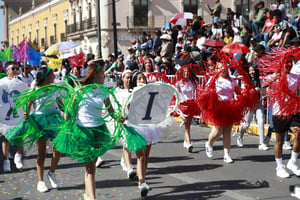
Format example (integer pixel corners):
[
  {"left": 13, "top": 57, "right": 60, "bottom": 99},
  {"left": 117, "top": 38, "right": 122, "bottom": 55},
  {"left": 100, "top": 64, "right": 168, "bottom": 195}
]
[
  {"left": 16, "top": 73, "right": 34, "bottom": 87},
  {"left": 175, "top": 80, "right": 194, "bottom": 100},
  {"left": 272, "top": 72, "right": 300, "bottom": 115},
  {"left": 76, "top": 88, "right": 108, "bottom": 127},
  {"left": 32, "top": 90, "right": 59, "bottom": 114},
  {"left": 215, "top": 77, "right": 238, "bottom": 101}
]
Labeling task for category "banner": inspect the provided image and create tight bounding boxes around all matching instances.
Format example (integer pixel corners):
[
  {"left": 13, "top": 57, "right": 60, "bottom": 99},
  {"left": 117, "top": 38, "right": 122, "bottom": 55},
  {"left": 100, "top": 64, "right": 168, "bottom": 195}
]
[
  {"left": 68, "top": 52, "right": 85, "bottom": 68},
  {"left": 126, "top": 83, "right": 177, "bottom": 125},
  {"left": 46, "top": 57, "right": 63, "bottom": 69},
  {"left": 0, "top": 46, "right": 13, "bottom": 62}
]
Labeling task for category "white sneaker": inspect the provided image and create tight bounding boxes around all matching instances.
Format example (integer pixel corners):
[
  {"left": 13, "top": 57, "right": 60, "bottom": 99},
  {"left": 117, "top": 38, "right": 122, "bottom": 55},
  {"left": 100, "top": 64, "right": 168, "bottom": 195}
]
[
  {"left": 120, "top": 157, "right": 128, "bottom": 171},
  {"left": 14, "top": 153, "right": 23, "bottom": 169},
  {"left": 276, "top": 165, "right": 290, "bottom": 178},
  {"left": 183, "top": 141, "right": 188, "bottom": 148},
  {"left": 138, "top": 182, "right": 149, "bottom": 197},
  {"left": 127, "top": 167, "right": 136, "bottom": 179},
  {"left": 258, "top": 144, "right": 269, "bottom": 151},
  {"left": 95, "top": 157, "right": 104, "bottom": 167},
  {"left": 283, "top": 142, "right": 292, "bottom": 150},
  {"left": 3, "top": 160, "right": 11, "bottom": 173},
  {"left": 205, "top": 141, "right": 213, "bottom": 158},
  {"left": 223, "top": 155, "right": 233, "bottom": 163},
  {"left": 47, "top": 171, "right": 59, "bottom": 188},
  {"left": 37, "top": 181, "right": 49, "bottom": 193},
  {"left": 237, "top": 137, "right": 243, "bottom": 147},
  {"left": 184, "top": 141, "right": 193, "bottom": 153},
  {"left": 287, "top": 159, "right": 300, "bottom": 176}
]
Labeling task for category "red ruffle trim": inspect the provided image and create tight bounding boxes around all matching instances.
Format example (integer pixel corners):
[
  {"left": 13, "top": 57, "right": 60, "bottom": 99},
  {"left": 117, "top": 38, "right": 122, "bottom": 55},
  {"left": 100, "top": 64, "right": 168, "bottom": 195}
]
[
  {"left": 172, "top": 99, "right": 201, "bottom": 118},
  {"left": 197, "top": 87, "right": 259, "bottom": 126}
]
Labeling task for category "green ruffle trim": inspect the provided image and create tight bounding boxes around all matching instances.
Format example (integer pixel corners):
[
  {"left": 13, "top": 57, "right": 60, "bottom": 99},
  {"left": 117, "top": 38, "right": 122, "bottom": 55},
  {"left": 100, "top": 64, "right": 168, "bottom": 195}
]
[
  {"left": 122, "top": 124, "right": 147, "bottom": 152},
  {"left": 52, "top": 121, "right": 122, "bottom": 163},
  {"left": 0, "top": 73, "right": 8, "bottom": 79},
  {"left": 12, "top": 84, "right": 69, "bottom": 114},
  {"left": 5, "top": 112, "right": 62, "bottom": 147}
]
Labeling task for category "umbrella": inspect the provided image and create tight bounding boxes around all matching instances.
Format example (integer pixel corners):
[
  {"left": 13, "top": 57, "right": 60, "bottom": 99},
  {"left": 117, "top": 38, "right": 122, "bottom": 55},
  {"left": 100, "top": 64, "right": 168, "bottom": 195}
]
[
  {"left": 203, "top": 40, "right": 226, "bottom": 48},
  {"left": 221, "top": 43, "right": 250, "bottom": 54},
  {"left": 169, "top": 12, "right": 194, "bottom": 26},
  {"left": 45, "top": 41, "right": 80, "bottom": 56}
]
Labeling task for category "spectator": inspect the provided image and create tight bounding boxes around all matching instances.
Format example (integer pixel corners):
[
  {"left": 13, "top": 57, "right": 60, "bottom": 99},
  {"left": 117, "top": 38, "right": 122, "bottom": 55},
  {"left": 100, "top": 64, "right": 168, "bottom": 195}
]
[
  {"left": 252, "top": 1, "right": 266, "bottom": 36},
  {"left": 242, "top": 26, "right": 253, "bottom": 47},
  {"left": 274, "top": 9, "right": 298, "bottom": 47},
  {"left": 206, "top": 0, "right": 222, "bottom": 24},
  {"left": 160, "top": 34, "right": 174, "bottom": 60},
  {"left": 266, "top": 25, "right": 283, "bottom": 51}
]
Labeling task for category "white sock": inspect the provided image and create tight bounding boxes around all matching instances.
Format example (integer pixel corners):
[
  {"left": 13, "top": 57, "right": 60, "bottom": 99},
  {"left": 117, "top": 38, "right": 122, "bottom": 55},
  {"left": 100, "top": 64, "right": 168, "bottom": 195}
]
[
  {"left": 275, "top": 157, "right": 283, "bottom": 167},
  {"left": 291, "top": 151, "right": 299, "bottom": 162}
]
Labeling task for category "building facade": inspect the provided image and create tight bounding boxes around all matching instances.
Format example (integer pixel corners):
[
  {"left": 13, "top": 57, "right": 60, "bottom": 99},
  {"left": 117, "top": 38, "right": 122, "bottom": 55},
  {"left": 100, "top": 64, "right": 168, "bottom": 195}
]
[
  {"left": 2, "top": 0, "right": 69, "bottom": 51},
  {"left": 2, "top": 0, "right": 282, "bottom": 58}
]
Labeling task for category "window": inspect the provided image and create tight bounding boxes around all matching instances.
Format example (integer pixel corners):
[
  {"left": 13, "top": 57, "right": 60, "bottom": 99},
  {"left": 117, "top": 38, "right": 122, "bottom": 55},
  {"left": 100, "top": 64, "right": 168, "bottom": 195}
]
[
  {"left": 54, "top": 24, "right": 57, "bottom": 43},
  {"left": 50, "top": 35, "right": 55, "bottom": 44},
  {"left": 61, "top": 33, "right": 66, "bottom": 41},
  {"left": 41, "top": 38, "right": 45, "bottom": 47},
  {"left": 133, "top": 0, "right": 148, "bottom": 26},
  {"left": 183, "top": 0, "right": 198, "bottom": 14}
]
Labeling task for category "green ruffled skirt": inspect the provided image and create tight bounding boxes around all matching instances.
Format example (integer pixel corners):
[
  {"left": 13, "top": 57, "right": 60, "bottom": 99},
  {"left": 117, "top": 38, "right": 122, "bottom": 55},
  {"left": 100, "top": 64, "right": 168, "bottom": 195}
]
[
  {"left": 52, "top": 122, "right": 118, "bottom": 163},
  {"left": 6, "top": 112, "right": 62, "bottom": 146}
]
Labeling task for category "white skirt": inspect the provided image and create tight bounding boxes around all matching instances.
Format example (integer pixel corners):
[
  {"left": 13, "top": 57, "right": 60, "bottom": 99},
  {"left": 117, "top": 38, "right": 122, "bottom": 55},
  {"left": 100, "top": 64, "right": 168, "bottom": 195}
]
[{"left": 129, "top": 124, "right": 162, "bottom": 145}]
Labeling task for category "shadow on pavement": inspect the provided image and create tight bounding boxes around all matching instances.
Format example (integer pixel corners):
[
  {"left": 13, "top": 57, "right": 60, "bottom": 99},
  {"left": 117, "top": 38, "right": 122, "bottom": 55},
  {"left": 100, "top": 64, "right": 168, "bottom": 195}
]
[
  {"left": 147, "top": 179, "right": 268, "bottom": 199},
  {"left": 149, "top": 164, "right": 223, "bottom": 175}
]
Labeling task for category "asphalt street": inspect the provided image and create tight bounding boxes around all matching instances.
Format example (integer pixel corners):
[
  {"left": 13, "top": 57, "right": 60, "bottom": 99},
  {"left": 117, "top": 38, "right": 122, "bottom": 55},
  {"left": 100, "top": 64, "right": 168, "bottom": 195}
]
[{"left": 0, "top": 122, "right": 299, "bottom": 200}]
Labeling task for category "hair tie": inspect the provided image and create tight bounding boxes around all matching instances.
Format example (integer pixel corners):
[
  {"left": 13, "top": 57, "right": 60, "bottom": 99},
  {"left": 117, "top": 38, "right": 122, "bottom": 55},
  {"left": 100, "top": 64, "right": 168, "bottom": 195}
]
[{"left": 41, "top": 67, "right": 52, "bottom": 82}]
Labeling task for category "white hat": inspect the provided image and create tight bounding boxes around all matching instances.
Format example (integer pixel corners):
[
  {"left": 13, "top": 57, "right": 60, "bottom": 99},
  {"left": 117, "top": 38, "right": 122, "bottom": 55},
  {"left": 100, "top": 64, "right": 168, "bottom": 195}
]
[
  {"left": 122, "top": 69, "right": 132, "bottom": 77},
  {"left": 160, "top": 34, "right": 171, "bottom": 41}
]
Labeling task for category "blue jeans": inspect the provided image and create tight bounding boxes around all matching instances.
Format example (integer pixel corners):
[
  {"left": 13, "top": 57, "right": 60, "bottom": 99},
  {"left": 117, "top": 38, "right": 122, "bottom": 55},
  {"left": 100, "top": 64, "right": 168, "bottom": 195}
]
[{"left": 252, "top": 21, "right": 264, "bottom": 36}]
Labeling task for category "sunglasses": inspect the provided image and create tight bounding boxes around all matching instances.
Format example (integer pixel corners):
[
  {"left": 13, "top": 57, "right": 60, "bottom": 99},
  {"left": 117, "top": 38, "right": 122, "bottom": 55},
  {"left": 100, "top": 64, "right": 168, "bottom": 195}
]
[
  {"left": 10, "top": 67, "right": 19, "bottom": 71},
  {"left": 144, "top": 62, "right": 151, "bottom": 64}
]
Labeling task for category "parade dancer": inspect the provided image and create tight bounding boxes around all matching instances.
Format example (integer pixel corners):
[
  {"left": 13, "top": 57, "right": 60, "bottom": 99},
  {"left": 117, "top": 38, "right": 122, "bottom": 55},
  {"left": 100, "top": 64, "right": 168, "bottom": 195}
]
[
  {"left": 52, "top": 59, "right": 128, "bottom": 200},
  {"left": 172, "top": 65, "right": 201, "bottom": 152},
  {"left": 237, "top": 65, "right": 268, "bottom": 150},
  {"left": 6, "top": 66, "right": 65, "bottom": 192},
  {"left": 260, "top": 48, "right": 300, "bottom": 178},
  {"left": 197, "top": 54, "right": 259, "bottom": 163},
  {"left": 0, "top": 61, "right": 27, "bottom": 172},
  {"left": 123, "top": 70, "right": 177, "bottom": 196},
  {"left": 116, "top": 70, "right": 138, "bottom": 179}
]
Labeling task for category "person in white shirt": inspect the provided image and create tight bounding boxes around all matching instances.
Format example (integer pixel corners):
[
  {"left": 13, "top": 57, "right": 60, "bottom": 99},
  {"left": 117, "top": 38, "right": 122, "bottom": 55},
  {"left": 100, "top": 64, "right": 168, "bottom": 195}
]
[
  {"left": 16, "top": 64, "right": 35, "bottom": 87},
  {"left": 262, "top": 50, "right": 300, "bottom": 178}
]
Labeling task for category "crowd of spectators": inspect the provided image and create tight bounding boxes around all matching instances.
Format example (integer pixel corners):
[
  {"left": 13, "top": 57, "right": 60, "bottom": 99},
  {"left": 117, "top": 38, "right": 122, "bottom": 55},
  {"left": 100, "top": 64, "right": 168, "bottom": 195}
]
[{"left": 102, "top": 0, "right": 299, "bottom": 79}]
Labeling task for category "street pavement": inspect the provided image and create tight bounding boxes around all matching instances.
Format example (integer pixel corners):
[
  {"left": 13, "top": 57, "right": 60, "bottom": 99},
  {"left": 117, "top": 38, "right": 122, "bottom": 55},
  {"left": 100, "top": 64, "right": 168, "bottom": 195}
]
[{"left": 0, "top": 122, "right": 299, "bottom": 200}]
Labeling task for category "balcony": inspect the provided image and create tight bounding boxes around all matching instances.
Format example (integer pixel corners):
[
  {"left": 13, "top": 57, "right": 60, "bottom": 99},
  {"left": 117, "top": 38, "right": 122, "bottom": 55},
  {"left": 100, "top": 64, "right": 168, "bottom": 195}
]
[
  {"left": 126, "top": 15, "right": 173, "bottom": 30},
  {"left": 66, "top": 17, "right": 96, "bottom": 35}
]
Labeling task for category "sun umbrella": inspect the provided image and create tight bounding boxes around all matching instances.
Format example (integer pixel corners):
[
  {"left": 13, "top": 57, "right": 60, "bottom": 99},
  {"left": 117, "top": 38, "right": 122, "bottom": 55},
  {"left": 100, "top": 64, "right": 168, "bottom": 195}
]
[
  {"left": 45, "top": 41, "right": 80, "bottom": 56},
  {"left": 203, "top": 40, "right": 226, "bottom": 48},
  {"left": 169, "top": 12, "right": 194, "bottom": 26},
  {"left": 221, "top": 43, "right": 250, "bottom": 54}
]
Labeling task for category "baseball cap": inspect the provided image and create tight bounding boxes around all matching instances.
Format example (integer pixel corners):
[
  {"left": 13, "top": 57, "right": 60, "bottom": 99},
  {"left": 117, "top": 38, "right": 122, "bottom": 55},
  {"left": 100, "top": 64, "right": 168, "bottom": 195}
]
[
  {"left": 253, "top": 44, "right": 265, "bottom": 52},
  {"left": 250, "top": 37, "right": 257, "bottom": 43}
]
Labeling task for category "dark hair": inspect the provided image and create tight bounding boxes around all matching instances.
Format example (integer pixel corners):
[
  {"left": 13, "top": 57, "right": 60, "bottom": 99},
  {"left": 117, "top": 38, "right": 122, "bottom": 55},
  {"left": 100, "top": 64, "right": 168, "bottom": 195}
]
[
  {"left": 5, "top": 61, "right": 17, "bottom": 68},
  {"left": 273, "top": 9, "right": 282, "bottom": 18},
  {"left": 129, "top": 70, "right": 147, "bottom": 91},
  {"left": 80, "top": 59, "right": 104, "bottom": 85},
  {"left": 36, "top": 66, "right": 53, "bottom": 86}
]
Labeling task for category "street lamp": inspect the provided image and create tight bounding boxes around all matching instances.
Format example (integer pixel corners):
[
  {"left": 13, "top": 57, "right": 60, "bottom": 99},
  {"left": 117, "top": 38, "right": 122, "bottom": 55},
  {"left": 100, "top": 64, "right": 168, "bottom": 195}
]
[{"left": 96, "top": 0, "right": 102, "bottom": 58}]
